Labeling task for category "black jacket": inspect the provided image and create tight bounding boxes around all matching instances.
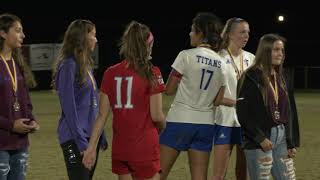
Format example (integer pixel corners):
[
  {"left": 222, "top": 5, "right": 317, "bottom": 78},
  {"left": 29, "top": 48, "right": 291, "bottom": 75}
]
[
  {"left": 283, "top": 68, "right": 300, "bottom": 148},
  {"left": 236, "top": 68, "right": 300, "bottom": 149}
]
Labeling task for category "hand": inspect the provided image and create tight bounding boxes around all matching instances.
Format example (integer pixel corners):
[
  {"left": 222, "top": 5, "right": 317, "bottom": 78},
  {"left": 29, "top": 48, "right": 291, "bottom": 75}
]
[
  {"left": 155, "top": 121, "right": 166, "bottom": 134},
  {"left": 29, "top": 121, "right": 40, "bottom": 133},
  {"left": 260, "top": 138, "right": 273, "bottom": 152},
  {"left": 12, "top": 118, "right": 33, "bottom": 134},
  {"left": 288, "top": 148, "right": 297, "bottom": 158},
  {"left": 82, "top": 146, "right": 97, "bottom": 170}
]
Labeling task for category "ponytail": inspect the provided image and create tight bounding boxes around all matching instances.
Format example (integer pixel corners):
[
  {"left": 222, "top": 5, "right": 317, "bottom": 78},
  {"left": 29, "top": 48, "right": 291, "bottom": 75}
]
[{"left": 119, "top": 21, "right": 155, "bottom": 85}]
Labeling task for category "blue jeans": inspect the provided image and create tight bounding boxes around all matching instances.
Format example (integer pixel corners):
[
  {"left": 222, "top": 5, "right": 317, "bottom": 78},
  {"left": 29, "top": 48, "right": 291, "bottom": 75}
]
[
  {"left": 0, "top": 149, "right": 28, "bottom": 180},
  {"left": 244, "top": 125, "right": 296, "bottom": 180}
]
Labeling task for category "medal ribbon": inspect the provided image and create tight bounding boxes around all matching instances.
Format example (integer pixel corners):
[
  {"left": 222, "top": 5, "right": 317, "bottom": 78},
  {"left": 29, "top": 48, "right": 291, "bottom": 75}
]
[
  {"left": 227, "top": 48, "right": 244, "bottom": 78},
  {"left": 87, "top": 70, "right": 96, "bottom": 91},
  {"left": 269, "top": 73, "right": 279, "bottom": 107},
  {"left": 0, "top": 54, "right": 17, "bottom": 93}
]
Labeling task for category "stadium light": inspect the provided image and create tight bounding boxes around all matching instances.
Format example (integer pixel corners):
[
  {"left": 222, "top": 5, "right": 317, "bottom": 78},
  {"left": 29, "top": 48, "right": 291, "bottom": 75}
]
[{"left": 277, "top": 15, "right": 285, "bottom": 22}]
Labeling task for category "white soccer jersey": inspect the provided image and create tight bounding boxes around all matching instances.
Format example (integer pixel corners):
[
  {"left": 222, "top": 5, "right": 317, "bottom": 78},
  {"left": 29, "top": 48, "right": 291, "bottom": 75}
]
[
  {"left": 215, "top": 49, "right": 255, "bottom": 127},
  {"left": 166, "top": 47, "right": 227, "bottom": 125}
]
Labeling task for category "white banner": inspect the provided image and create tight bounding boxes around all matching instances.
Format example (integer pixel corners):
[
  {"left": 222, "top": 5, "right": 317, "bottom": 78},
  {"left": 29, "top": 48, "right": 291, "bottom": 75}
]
[
  {"left": 52, "top": 43, "right": 62, "bottom": 63},
  {"left": 29, "top": 44, "right": 55, "bottom": 71},
  {"left": 25, "top": 43, "right": 99, "bottom": 71}
]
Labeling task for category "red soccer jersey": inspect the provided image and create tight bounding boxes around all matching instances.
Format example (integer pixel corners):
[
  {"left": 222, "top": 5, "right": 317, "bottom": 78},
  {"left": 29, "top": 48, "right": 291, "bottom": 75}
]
[{"left": 101, "top": 60, "right": 165, "bottom": 161}]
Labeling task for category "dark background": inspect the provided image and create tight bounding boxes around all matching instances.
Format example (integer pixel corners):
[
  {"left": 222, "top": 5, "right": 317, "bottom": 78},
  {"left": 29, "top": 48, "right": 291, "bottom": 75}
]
[{"left": 1, "top": 1, "right": 319, "bottom": 89}]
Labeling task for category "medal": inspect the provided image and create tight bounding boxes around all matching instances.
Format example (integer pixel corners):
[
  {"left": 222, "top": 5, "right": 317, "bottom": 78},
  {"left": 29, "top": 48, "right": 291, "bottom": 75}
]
[
  {"left": 13, "top": 98, "right": 21, "bottom": 111},
  {"left": 1, "top": 54, "right": 20, "bottom": 111},
  {"left": 92, "top": 97, "right": 98, "bottom": 108},
  {"left": 274, "top": 110, "right": 280, "bottom": 120}
]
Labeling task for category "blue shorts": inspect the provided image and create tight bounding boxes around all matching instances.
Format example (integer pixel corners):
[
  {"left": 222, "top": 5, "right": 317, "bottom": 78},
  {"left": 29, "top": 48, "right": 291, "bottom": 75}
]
[
  {"left": 160, "top": 122, "right": 215, "bottom": 152},
  {"left": 213, "top": 125, "right": 242, "bottom": 145}
]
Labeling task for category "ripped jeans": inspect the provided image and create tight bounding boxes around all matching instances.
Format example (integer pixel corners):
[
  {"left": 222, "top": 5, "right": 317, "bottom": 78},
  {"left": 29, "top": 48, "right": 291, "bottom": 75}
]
[
  {"left": 0, "top": 149, "right": 28, "bottom": 180},
  {"left": 244, "top": 125, "right": 296, "bottom": 180}
]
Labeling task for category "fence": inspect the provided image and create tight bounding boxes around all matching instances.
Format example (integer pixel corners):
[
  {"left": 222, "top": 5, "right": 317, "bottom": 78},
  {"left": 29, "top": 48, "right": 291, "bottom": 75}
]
[{"left": 293, "top": 66, "right": 320, "bottom": 89}]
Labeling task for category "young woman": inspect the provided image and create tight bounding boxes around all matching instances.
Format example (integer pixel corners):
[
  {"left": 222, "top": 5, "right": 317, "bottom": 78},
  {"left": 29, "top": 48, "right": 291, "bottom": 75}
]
[
  {"left": 0, "top": 13, "right": 39, "bottom": 180},
  {"left": 52, "top": 19, "right": 107, "bottom": 180},
  {"left": 82, "top": 21, "right": 166, "bottom": 180},
  {"left": 212, "top": 17, "right": 255, "bottom": 180},
  {"left": 237, "top": 34, "right": 298, "bottom": 180},
  {"left": 159, "top": 12, "right": 228, "bottom": 180}
]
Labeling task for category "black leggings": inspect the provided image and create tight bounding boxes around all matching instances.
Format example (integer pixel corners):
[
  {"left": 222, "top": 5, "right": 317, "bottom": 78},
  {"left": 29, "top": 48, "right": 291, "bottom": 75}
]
[{"left": 61, "top": 140, "right": 99, "bottom": 180}]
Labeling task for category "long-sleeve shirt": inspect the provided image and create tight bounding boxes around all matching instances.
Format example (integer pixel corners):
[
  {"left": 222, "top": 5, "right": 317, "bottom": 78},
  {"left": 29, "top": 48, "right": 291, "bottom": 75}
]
[
  {"left": 55, "top": 57, "right": 107, "bottom": 152},
  {"left": 0, "top": 58, "right": 35, "bottom": 150},
  {"left": 237, "top": 68, "right": 297, "bottom": 149}
]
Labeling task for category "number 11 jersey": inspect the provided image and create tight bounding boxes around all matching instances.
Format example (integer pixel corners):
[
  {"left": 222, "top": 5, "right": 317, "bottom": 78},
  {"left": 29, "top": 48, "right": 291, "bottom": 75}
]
[{"left": 100, "top": 60, "right": 165, "bottom": 161}]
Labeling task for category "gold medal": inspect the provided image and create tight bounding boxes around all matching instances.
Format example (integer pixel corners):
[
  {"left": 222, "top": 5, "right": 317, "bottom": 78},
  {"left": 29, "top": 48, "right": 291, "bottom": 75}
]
[
  {"left": 274, "top": 110, "right": 280, "bottom": 120},
  {"left": 92, "top": 97, "right": 98, "bottom": 108},
  {"left": 13, "top": 98, "right": 21, "bottom": 112},
  {"left": 1, "top": 54, "right": 20, "bottom": 111}
]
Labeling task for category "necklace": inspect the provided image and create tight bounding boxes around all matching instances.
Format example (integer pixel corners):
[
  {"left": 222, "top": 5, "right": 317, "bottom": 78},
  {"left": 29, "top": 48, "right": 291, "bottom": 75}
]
[
  {"left": 269, "top": 73, "right": 280, "bottom": 120},
  {"left": 227, "top": 48, "right": 244, "bottom": 79},
  {"left": 198, "top": 43, "right": 212, "bottom": 48},
  {"left": 0, "top": 54, "right": 20, "bottom": 111},
  {"left": 87, "top": 70, "right": 98, "bottom": 108}
]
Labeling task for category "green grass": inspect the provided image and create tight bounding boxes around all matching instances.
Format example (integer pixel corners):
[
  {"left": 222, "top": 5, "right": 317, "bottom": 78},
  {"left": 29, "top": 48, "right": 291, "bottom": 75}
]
[{"left": 26, "top": 91, "right": 320, "bottom": 180}]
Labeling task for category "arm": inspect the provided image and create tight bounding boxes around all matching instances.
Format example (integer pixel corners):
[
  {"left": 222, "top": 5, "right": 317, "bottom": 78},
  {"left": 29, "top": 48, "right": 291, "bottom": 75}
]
[
  {"left": 283, "top": 68, "right": 300, "bottom": 149},
  {"left": 286, "top": 91, "right": 300, "bottom": 149},
  {"left": 57, "top": 62, "right": 87, "bottom": 152},
  {"left": 165, "top": 69, "right": 181, "bottom": 96},
  {"left": 214, "top": 86, "right": 236, "bottom": 107},
  {"left": 83, "top": 92, "right": 110, "bottom": 169},
  {"left": 0, "top": 88, "right": 37, "bottom": 133},
  {"left": 25, "top": 88, "right": 35, "bottom": 121},
  {"left": 0, "top": 116, "right": 33, "bottom": 134},
  {"left": 166, "top": 51, "right": 186, "bottom": 95},
  {"left": 221, "top": 97, "right": 236, "bottom": 107},
  {"left": 236, "top": 76, "right": 267, "bottom": 145},
  {"left": 150, "top": 66, "right": 166, "bottom": 132},
  {"left": 88, "top": 92, "right": 110, "bottom": 150},
  {"left": 215, "top": 63, "right": 235, "bottom": 106},
  {"left": 25, "top": 88, "right": 40, "bottom": 132},
  {"left": 0, "top": 116, "right": 13, "bottom": 130},
  {"left": 150, "top": 93, "right": 166, "bottom": 132},
  {"left": 213, "top": 86, "right": 225, "bottom": 106}
]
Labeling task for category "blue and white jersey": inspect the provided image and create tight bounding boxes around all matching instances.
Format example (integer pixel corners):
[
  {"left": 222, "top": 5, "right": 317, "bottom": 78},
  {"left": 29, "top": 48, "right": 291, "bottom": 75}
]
[
  {"left": 166, "top": 47, "right": 227, "bottom": 125},
  {"left": 215, "top": 49, "right": 255, "bottom": 127}
]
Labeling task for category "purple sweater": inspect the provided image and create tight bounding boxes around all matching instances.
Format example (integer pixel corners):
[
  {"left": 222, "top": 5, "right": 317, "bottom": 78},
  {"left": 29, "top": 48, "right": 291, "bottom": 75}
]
[
  {"left": 0, "top": 59, "right": 35, "bottom": 150},
  {"left": 55, "top": 57, "right": 107, "bottom": 152}
]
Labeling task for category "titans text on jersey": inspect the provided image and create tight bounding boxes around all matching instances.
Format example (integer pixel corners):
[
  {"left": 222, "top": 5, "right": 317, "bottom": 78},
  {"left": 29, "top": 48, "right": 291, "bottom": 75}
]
[{"left": 196, "top": 55, "right": 221, "bottom": 68}]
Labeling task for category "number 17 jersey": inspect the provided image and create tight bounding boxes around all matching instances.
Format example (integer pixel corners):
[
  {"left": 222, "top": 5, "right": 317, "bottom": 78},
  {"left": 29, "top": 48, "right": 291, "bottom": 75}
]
[
  {"left": 100, "top": 60, "right": 165, "bottom": 161},
  {"left": 166, "top": 47, "right": 227, "bottom": 125}
]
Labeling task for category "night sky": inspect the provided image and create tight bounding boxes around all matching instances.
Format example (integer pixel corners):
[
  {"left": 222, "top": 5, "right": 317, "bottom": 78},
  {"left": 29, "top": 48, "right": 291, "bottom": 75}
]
[{"left": 1, "top": 1, "right": 319, "bottom": 88}]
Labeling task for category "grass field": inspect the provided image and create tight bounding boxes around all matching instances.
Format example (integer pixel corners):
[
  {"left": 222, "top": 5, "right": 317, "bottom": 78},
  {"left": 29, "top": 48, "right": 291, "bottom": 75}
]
[{"left": 25, "top": 91, "right": 320, "bottom": 180}]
